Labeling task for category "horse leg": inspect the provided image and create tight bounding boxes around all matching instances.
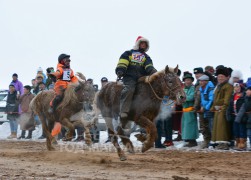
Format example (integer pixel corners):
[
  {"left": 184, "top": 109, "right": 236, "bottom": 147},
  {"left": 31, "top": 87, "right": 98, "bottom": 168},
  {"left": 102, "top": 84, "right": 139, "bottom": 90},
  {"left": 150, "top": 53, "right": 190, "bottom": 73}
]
[
  {"left": 60, "top": 118, "right": 74, "bottom": 141},
  {"left": 136, "top": 116, "right": 157, "bottom": 153},
  {"left": 116, "top": 126, "right": 135, "bottom": 154},
  {"left": 104, "top": 116, "right": 127, "bottom": 161},
  {"left": 38, "top": 114, "right": 54, "bottom": 151},
  {"left": 48, "top": 120, "right": 57, "bottom": 144}
]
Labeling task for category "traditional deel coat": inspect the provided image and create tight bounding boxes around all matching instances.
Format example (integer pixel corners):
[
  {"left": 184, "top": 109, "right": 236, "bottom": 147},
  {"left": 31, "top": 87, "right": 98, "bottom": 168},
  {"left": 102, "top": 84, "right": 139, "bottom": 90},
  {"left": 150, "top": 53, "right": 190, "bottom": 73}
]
[
  {"left": 210, "top": 81, "right": 233, "bottom": 143},
  {"left": 181, "top": 85, "right": 199, "bottom": 140}
]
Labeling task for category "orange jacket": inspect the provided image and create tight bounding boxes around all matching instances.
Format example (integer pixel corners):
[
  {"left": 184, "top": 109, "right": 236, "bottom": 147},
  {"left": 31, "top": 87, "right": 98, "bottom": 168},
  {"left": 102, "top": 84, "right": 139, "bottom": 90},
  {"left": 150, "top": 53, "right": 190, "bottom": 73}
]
[{"left": 52, "top": 63, "right": 78, "bottom": 95}]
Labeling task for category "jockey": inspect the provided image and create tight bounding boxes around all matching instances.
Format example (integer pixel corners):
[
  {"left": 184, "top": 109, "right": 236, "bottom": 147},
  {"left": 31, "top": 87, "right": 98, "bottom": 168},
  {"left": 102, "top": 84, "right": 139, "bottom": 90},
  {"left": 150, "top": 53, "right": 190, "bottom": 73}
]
[
  {"left": 115, "top": 36, "right": 157, "bottom": 120},
  {"left": 48, "top": 53, "right": 78, "bottom": 113}
]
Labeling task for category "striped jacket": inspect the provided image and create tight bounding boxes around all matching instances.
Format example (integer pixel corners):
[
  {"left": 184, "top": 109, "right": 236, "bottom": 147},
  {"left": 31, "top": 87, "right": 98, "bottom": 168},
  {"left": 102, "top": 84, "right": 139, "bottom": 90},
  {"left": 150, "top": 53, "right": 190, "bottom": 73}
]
[{"left": 115, "top": 49, "right": 156, "bottom": 80}]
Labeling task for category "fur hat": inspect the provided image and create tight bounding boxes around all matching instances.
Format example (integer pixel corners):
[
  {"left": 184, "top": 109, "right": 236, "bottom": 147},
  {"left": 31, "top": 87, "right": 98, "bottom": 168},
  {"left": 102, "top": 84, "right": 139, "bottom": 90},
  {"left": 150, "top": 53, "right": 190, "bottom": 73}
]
[
  {"left": 133, "top": 36, "right": 149, "bottom": 52},
  {"left": 215, "top": 67, "right": 229, "bottom": 77},
  {"left": 229, "top": 70, "right": 243, "bottom": 85}
]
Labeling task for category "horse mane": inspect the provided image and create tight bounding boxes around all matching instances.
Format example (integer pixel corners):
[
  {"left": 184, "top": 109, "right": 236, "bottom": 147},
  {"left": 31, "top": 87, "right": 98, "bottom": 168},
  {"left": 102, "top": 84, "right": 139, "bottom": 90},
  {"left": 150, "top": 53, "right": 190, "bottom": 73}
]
[{"left": 139, "top": 66, "right": 177, "bottom": 83}]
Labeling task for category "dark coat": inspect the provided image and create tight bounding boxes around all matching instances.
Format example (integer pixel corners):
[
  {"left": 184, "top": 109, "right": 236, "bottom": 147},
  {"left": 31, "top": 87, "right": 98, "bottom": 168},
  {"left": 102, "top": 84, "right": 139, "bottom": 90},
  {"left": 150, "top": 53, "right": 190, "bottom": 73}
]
[
  {"left": 5, "top": 91, "right": 19, "bottom": 120},
  {"left": 227, "top": 93, "right": 245, "bottom": 122},
  {"left": 235, "top": 96, "right": 251, "bottom": 129}
]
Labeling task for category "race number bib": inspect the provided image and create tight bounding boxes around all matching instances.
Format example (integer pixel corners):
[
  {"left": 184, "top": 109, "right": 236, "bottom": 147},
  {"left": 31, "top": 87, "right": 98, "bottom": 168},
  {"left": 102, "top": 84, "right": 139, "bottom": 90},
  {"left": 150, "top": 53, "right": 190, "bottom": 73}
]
[
  {"left": 63, "top": 70, "right": 71, "bottom": 81},
  {"left": 131, "top": 52, "right": 145, "bottom": 64}
]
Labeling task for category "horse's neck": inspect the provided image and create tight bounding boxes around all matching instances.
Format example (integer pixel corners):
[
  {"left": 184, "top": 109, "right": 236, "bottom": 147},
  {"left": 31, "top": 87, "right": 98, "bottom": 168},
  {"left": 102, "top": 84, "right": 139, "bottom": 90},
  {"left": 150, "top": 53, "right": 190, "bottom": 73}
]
[{"left": 135, "top": 79, "right": 164, "bottom": 100}]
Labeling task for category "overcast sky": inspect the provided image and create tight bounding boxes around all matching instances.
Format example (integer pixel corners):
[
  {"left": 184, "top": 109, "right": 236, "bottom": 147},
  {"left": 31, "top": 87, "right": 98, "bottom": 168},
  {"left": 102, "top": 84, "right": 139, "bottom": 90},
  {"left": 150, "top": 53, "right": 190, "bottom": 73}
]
[{"left": 1, "top": 0, "right": 251, "bottom": 89}]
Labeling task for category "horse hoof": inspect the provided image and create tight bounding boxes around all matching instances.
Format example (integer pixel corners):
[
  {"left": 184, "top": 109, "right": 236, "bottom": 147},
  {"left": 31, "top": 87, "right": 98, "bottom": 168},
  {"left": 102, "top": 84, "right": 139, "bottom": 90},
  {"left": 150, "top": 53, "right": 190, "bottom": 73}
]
[
  {"left": 141, "top": 144, "right": 152, "bottom": 153},
  {"left": 62, "top": 137, "right": 72, "bottom": 141},
  {"left": 128, "top": 149, "right": 135, "bottom": 154},
  {"left": 120, "top": 155, "right": 127, "bottom": 161},
  {"left": 134, "top": 134, "right": 147, "bottom": 143}
]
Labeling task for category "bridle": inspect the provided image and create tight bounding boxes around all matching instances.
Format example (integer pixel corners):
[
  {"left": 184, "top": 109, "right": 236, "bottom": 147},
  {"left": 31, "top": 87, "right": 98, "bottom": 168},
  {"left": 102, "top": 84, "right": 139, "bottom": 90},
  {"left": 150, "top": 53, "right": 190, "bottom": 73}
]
[{"left": 147, "top": 74, "right": 182, "bottom": 104}]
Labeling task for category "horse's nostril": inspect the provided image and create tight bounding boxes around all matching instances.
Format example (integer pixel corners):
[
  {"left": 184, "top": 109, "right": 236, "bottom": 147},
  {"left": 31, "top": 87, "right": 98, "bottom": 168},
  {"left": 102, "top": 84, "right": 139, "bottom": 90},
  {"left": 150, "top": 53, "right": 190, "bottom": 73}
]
[{"left": 179, "top": 95, "right": 184, "bottom": 99}]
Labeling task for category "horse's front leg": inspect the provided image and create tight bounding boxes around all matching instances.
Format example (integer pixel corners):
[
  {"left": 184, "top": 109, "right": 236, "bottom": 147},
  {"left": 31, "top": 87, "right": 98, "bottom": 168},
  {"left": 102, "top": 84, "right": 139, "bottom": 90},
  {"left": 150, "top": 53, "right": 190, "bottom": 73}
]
[
  {"left": 135, "top": 116, "right": 157, "bottom": 153},
  {"left": 60, "top": 117, "right": 75, "bottom": 141}
]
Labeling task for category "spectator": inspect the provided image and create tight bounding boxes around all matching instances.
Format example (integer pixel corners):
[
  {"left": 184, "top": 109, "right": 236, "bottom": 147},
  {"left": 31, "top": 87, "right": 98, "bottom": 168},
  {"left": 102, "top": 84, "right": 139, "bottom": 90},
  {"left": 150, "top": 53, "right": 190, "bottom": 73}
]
[
  {"left": 11, "top": 73, "right": 24, "bottom": 95},
  {"left": 38, "top": 82, "right": 46, "bottom": 91},
  {"left": 37, "top": 67, "right": 47, "bottom": 84},
  {"left": 18, "top": 85, "right": 35, "bottom": 139},
  {"left": 181, "top": 72, "right": 199, "bottom": 147},
  {"left": 31, "top": 79, "right": 36, "bottom": 94},
  {"left": 235, "top": 86, "right": 251, "bottom": 151},
  {"left": 227, "top": 82, "right": 246, "bottom": 150},
  {"left": 93, "top": 84, "right": 99, "bottom": 92},
  {"left": 6, "top": 84, "right": 19, "bottom": 139},
  {"left": 210, "top": 67, "right": 233, "bottom": 150},
  {"left": 198, "top": 75, "right": 215, "bottom": 148},
  {"left": 101, "top": 77, "right": 109, "bottom": 87},
  {"left": 204, "top": 66, "right": 217, "bottom": 85},
  {"left": 155, "top": 96, "right": 174, "bottom": 148},
  {"left": 172, "top": 69, "right": 183, "bottom": 141},
  {"left": 33, "top": 74, "right": 44, "bottom": 95},
  {"left": 45, "top": 67, "right": 55, "bottom": 90}
]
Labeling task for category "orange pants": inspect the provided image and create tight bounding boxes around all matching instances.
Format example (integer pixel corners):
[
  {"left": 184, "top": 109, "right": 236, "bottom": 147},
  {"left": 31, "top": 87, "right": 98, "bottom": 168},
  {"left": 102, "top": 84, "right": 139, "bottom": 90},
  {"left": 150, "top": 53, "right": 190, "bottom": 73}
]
[{"left": 51, "top": 122, "right": 62, "bottom": 137}]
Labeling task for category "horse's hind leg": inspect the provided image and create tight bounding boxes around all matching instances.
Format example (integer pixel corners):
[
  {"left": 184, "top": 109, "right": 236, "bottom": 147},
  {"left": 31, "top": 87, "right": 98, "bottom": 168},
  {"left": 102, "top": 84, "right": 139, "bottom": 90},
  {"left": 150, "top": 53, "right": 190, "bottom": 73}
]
[
  {"left": 60, "top": 117, "right": 74, "bottom": 141},
  {"left": 136, "top": 116, "right": 157, "bottom": 153},
  {"left": 39, "top": 114, "right": 54, "bottom": 151},
  {"left": 104, "top": 116, "right": 127, "bottom": 161}
]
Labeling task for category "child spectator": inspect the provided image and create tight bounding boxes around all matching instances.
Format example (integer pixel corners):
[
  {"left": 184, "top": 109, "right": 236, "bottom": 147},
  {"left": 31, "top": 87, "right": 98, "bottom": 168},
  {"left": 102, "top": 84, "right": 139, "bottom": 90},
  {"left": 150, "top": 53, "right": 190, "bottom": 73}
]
[
  {"left": 235, "top": 85, "right": 251, "bottom": 151},
  {"left": 37, "top": 67, "right": 47, "bottom": 84},
  {"left": 6, "top": 84, "right": 19, "bottom": 139}
]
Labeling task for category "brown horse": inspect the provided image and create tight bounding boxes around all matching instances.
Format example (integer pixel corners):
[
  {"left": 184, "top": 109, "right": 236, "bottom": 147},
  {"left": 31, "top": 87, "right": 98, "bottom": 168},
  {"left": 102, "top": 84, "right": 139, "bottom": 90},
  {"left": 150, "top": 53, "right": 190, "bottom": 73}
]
[
  {"left": 97, "top": 65, "right": 186, "bottom": 161},
  {"left": 30, "top": 72, "right": 95, "bottom": 150}
]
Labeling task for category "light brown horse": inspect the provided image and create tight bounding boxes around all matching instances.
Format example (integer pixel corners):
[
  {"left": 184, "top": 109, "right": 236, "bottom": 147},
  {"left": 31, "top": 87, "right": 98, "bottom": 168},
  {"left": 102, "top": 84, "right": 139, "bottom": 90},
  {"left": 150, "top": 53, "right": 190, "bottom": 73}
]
[
  {"left": 97, "top": 65, "right": 186, "bottom": 161},
  {"left": 30, "top": 72, "right": 95, "bottom": 150}
]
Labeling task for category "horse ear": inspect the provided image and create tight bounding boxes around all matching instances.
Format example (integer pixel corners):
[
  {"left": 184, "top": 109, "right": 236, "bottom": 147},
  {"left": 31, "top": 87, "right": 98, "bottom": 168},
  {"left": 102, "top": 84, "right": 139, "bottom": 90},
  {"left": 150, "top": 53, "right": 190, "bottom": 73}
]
[
  {"left": 165, "top": 65, "right": 169, "bottom": 74},
  {"left": 174, "top": 65, "right": 178, "bottom": 74}
]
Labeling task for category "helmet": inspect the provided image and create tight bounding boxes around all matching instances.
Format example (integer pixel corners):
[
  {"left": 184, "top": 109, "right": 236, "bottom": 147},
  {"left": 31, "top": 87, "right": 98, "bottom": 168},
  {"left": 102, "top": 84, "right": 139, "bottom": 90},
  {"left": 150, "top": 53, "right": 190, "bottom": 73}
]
[{"left": 58, "top": 54, "right": 70, "bottom": 63}]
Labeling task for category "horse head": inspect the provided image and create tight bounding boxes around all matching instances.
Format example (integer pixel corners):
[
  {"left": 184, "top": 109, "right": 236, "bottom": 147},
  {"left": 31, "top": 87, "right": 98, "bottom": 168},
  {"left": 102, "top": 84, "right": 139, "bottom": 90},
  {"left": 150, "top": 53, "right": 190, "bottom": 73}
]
[{"left": 145, "top": 65, "right": 186, "bottom": 104}]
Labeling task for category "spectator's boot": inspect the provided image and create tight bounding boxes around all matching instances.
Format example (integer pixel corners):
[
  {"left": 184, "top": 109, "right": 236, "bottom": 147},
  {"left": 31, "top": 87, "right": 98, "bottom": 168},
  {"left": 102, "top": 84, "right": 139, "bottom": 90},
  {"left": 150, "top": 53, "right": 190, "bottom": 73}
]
[
  {"left": 173, "top": 133, "right": 182, "bottom": 141},
  {"left": 184, "top": 140, "right": 198, "bottom": 147},
  {"left": 25, "top": 130, "right": 33, "bottom": 139},
  {"left": 238, "top": 138, "right": 247, "bottom": 151},
  {"left": 18, "top": 130, "right": 26, "bottom": 139},
  {"left": 233, "top": 138, "right": 240, "bottom": 150},
  {"left": 215, "top": 143, "right": 229, "bottom": 150},
  {"left": 7, "top": 132, "right": 14, "bottom": 139},
  {"left": 163, "top": 140, "right": 174, "bottom": 147},
  {"left": 200, "top": 138, "right": 210, "bottom": 149},
  {"left": 12, "top": 132, "right": 17, "bottom": 139}
]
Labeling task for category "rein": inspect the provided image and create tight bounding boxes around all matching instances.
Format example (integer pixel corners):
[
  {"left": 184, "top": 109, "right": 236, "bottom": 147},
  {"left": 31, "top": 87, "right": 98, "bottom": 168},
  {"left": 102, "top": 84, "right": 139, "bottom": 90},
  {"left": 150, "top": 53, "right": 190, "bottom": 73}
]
[{"left": 147, "top": 75, "right": 180, "bottom": 104}]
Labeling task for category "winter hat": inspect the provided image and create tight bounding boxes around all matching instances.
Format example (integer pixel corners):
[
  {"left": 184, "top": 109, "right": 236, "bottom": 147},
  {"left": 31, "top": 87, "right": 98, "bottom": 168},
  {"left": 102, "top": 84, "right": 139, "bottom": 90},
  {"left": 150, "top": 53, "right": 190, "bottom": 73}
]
[
  {"left": 37, "top": 67, "right": 43, "bottom": 72},
  {"left": 246, "top": 77, "right": 251, "bottom": 88},
  {"left": 36, "top": 74, "right": 44, "bottom": 79},
  {"left": 101, "top": 77, "right": 108, "bottom": 82},
  {"left": 193, "top": 67, "right": 204, "bottom": 74},
  {"left": 198, "top": 75, "right": 209, "bottom": 81},
  {"left": 182, "top": 72, "right": 194, "bottom": 82},
  {"left": 215, "top": 67, "right": 229, "bottom": 77},
  {"left": 12, "top": 73, "right": 18, "bottom": 77},
  {"left": 216, "top": 65, "right": 225, "bottom": 70},
  {"left": 228, "top": 70, "right": 243, "bottom": 85},
  {"left": 205, "top": 66, "right": 215, "bottom": 74},
  {"left": 133, "top": 36, "right": 150, "bottom": 52},
  {"left": 9, "top": 83, "right": 15, "bottom": 87}
]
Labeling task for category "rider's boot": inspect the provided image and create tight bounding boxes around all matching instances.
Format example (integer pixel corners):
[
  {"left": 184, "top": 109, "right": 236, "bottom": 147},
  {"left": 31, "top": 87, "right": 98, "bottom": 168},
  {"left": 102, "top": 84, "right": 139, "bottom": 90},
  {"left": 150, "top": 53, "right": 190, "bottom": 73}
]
[{"left": 49, "top": 95, "right": 63, "bottom": 113}]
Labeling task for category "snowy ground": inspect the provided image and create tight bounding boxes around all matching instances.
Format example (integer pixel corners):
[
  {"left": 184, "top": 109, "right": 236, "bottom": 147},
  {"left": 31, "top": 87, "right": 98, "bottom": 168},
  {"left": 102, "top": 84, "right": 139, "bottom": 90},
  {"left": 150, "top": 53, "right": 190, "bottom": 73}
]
[{"left": 0, "top": 121, "right": 250, "bottom": 152}]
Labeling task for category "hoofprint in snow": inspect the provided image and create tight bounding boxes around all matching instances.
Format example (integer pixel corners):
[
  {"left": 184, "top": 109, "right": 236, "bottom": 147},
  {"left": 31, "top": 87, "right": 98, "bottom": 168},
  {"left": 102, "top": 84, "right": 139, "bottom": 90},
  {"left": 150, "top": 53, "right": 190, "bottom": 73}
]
[{"left": 0, "top": 122, "right": 250, "bottom": 153}]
